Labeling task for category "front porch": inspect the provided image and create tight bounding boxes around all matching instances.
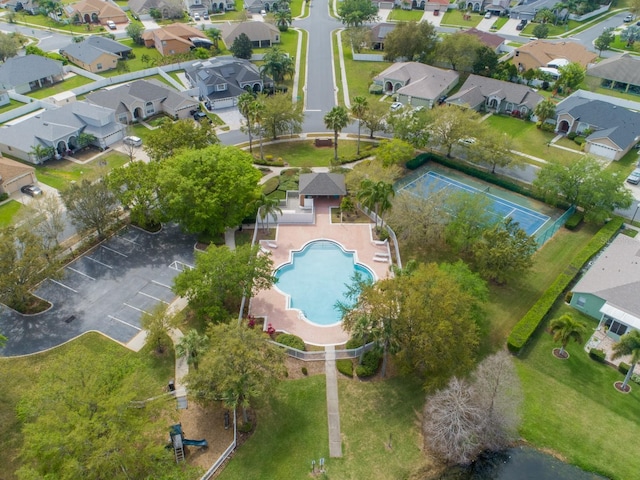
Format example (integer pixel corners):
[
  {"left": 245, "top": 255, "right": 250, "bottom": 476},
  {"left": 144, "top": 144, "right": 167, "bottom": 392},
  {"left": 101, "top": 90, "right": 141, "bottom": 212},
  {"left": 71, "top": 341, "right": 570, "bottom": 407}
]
[{"left": 585, "top": 328, "right": 635, "bottom": 368}]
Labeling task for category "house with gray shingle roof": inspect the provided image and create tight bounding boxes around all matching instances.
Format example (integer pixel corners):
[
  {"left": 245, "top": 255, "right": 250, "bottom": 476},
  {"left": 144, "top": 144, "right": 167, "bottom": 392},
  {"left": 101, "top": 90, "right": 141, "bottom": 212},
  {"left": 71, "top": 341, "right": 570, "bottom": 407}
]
[
  {"left": 85, "top": 79, "right": 198, "bottom": 123},
  {"left": 373, "top": 62, "right": 459, "bottom": 109},
  {"left": 0, "top": 55, "right": 64, "bottom": 94},
  {"left": 185, "top": 57, "right": 273, "bottom": 110},
  {"left": 220, "top": 21, "right": 281, "bottom": 49},
  {"left": 0, "top": 102, "right": 125, "bottom": 164},
  {"left": 555, "top": 91, "right": 640, "bottom": 161},
  {"left": 570, "top": 233, "right": 640, "bottom": 342},
  {"left": 60, "top": 36, "right": 132, "bottom": 73},
  {"left": 299, "top": 173, "right": 346, "bottom": 199},
  {"left": 446, "top": 74, "right": 543, "bottom": 117},
  {"left": 369, "top": 23, "right": 396, "bottom": 50},
  {"left": 587, "top": 53, "right": 640, "bottom": 96},
  {"left": 244, "top": 0, "right": 277, "bottom": 13}
]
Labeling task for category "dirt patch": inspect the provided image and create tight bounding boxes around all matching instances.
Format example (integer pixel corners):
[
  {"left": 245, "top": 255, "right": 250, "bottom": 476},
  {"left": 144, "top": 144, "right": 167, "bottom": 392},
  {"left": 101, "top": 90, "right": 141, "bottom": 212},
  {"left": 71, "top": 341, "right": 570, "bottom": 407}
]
[
  {"left": 177, "top": 401, "right": 235, "bottom": 469},
  {"left": 285, "top": 356, "right": 325, "bottom": 380}
]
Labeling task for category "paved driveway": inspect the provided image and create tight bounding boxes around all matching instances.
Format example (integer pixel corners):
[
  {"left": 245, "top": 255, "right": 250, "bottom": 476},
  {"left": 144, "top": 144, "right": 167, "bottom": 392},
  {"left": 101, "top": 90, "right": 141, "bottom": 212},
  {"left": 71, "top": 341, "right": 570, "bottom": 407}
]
[{"left": 0, "top": 224, "right": 196, "bottom": 357}]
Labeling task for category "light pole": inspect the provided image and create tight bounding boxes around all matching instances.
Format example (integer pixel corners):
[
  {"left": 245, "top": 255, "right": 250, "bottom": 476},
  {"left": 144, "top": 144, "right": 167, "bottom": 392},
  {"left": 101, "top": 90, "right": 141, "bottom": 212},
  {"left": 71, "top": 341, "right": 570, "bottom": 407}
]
[{"left": 631, "top": 203, "right": 640, "bottom": 225}]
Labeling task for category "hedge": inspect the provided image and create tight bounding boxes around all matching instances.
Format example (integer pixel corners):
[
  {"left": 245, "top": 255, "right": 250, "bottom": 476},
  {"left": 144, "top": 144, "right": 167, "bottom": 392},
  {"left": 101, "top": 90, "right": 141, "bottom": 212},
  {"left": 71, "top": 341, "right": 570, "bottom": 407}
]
[
  {"left": 507, "top": 217, "right": 624, "bottom": 353},
  {"left": 618, "top": 362, "right": 630, "bottom": 375},
  {"left": 589, "top": 348, "right": 606, "bottom": 363},
  {"left": 275, "top": 333, "right": 306, "bottom": 351},
  {"left": 565, "top": 211, "right": 584, "bottom": 230},
  {"left": 336, "top": 359, "right": 354, "bottom": 377},
  {"left": 355, "top": 349, "right": 382, "bottom": 378},
  {"left": 406, "top": 152, "right": 433, "bottom": 170},
  {"left": 262, "top": 177, "right": 280, "bottom": 195}
]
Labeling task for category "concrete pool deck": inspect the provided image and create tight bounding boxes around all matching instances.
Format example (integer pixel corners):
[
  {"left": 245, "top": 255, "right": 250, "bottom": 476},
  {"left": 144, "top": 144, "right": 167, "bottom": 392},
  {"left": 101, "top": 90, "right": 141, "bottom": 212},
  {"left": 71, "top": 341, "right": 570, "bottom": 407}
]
[{"left": 249, "top": 198, "right": 393, "bottom": 346}]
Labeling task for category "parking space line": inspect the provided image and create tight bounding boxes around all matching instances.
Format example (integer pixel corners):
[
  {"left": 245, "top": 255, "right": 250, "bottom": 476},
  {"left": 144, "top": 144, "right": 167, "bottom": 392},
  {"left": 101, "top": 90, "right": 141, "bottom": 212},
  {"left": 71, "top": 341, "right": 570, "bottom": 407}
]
[
  {"left": 152, "top": 280, "right": 172, "bottom": 289},
  {"left": 102, "top": 245, "right": 128, "bottom": 257},
  {"left": 85, "top": 256, "right": 112, "bottom": 269},
  {"left": 49, "top": 278, "right": 78, "bottom": 293},
  {"left": 66, "top": 267, "right": 95, "bottom": 280},
  {"left": 124, "top": 303, "right": 150, "bottom": 315},
  {"left": 139, "top": 291, "right": 169, "bottom": 304},
  {"left": 117, "top": 235, "right": 141, "bottom": 246},
  {"left": 108, "top": 315, "right": 142, "bottom": 331}
]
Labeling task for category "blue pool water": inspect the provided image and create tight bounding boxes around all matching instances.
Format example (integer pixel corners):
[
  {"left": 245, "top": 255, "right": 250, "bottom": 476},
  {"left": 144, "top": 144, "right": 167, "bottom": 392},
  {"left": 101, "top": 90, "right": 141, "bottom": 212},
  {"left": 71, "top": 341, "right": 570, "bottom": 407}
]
[{"left": 274, "top": 240, "right": 374, "bottom": 326}]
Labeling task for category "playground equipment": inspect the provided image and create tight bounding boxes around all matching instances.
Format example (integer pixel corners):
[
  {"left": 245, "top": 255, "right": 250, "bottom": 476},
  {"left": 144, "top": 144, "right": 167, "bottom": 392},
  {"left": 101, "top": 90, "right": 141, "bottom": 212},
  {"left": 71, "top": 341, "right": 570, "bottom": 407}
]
[{"left": 169, "top": 424, "right": 208, "bottom": 463}]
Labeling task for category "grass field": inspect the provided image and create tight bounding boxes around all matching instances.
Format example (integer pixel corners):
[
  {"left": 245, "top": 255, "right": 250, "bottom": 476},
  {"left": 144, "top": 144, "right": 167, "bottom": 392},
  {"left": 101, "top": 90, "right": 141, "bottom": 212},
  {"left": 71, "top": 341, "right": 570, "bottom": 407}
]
[
  {"left": 0, "top": 200, "right": 22, "bottom": 227},
  {"left": 440, "top": 9, "right": 483, "bottom": 27},
  {"left": 98, "top": 39, "right": 164, "bottom": 77},
  {"left": 10, "top": 12, "right": 108, "bottom": 34},
  {"left": 0, "top": 332, "right": 176, "bottom": 479},
  {"left": 521, "top": 20, "right": 579, "bottom": 37},
  {"left": 217, "top": 374, "right": 425, "bottom": 480},
  {"left": 34, "top": 151, "right": 129, "bottom": 190},
  {"left": 257, "top": 140, "right": 376, "bottom": 167},
  {"left": 27, "top": 75, "right": 94, "bottom": 99},
  {"left": 388, "top": 9, "right": 424, "bottom": 21},
  {"left": 490, "top": 16, "right": 508, "bottom": 30},
  {"left": 517, "top": 302, "right": 640, "bottom": 479}
]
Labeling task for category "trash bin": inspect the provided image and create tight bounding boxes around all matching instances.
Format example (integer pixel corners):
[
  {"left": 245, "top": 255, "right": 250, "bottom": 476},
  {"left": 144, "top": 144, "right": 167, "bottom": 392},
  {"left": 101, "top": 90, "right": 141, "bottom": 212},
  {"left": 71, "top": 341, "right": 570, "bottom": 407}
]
[{"left": 168, "top": 380, "right": 175, "bottom": 392}]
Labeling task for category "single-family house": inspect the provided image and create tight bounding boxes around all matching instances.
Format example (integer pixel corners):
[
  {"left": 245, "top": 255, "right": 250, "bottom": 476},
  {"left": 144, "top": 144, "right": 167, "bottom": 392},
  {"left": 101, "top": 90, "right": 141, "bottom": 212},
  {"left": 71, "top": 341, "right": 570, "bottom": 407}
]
[
  {"left": 60, "top": 36, "right": 132, "bottom": 73},
  {"left": 570, "top": 233, "right": 640, "bottom": 341},
  {"left": 85, "top": 79, "right": 199, "bottom": 123},
  {"left": 0, "top": 156, "right": 37, "bottom": 195},
  {"left": 129, "top": 0, "right": 183, "bottom": 16},
  {"left": 587, "top": 53, "right": 640, "bottom": 96},
  {"left": 423, "top": 0, "right": 448, "bottom": 12},
  {"left": 446, "top": 74, "right": 543, "bottom": 117},
  {"left": 220, "top": 21, "right": 281, "bottom": 49},
  {"left": 463, "top": 27, "right": 505, "bottom": 53},
  {"left": 512, "top": 40, "right": 597, "bottom": 73},
  {"left": 66, "top": 0, "right": 128, "bottom": 25},
  {"left": 555, "top": 92, "right": 640, "bottom": 161},
  {"left": 0, "top": 90, "right": 10, "bottom": 107},
  {"left": 184, "top": 0, "right": 234, "bottom": 14},
  {"left": 0, "top": 55, "right": 64, "bottom": 94},
  {"left": 0, "top": 102, "right": 125, "bottom": 163},
  {"left": 464, "top": 0, "right": 509, "bottom": 13},
  {"left": 369, "top": 23, "right": 396, "bottom": 50},
  {"left": 3, "top": 0, "right": 38, "bottom": 14},
  {"left": 142, "top": 23, "right": 209, "bottom": 56},
  {"left": 299, "top": 173, "right": 346, "bottom": 205},
  {"left": 373, "top": 62, "right": 459, "bottom": 109},
  {"left": 244, "top": 0, "right": 277, "bottom": 13},
  {"left": 185, "top": 57, "right": 273, "bottom": 110}
]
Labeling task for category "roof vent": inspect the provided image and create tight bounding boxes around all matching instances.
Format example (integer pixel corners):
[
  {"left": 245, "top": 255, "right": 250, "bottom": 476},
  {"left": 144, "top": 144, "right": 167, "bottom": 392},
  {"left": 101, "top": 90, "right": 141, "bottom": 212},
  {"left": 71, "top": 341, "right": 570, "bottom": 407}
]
[{"left": 43, "top": 122, "right": 48, "bottom": 126}]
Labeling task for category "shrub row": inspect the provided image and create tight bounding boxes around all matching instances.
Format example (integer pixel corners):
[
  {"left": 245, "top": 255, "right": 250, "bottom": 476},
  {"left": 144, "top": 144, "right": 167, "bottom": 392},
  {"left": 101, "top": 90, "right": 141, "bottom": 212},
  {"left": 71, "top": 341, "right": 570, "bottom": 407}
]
[
  {"left": 0, "top": 192, "right": 8, "bottom": 202},
  {"left": 618, "top": 362, "right": 630, "bottom": 375},
  {"left": 262, "top": 177, "right": 279, "bottom": 195},
  {"left": 564, "top": 211, "right": 584, "bottom": 230},
  {"left": 336, "top": 359, "right": 354, "bottom": 377},
  {"left": 406, "top": 152, "right": 433, "bottom": 170},
  {"left": 589, "top": 348, "right": 606, "bottom": 363},
  {"left": 253, "top": 157, "right": 286, "bottom": 167},
  {"left": 507, "top": 217, "right": 624, "bottom": 354},
  {"left": 356, "top": 349, "right": 382, "bottom": 378},
  {"left": 275, "top": 333, "right": 306, "bottom": 351}
]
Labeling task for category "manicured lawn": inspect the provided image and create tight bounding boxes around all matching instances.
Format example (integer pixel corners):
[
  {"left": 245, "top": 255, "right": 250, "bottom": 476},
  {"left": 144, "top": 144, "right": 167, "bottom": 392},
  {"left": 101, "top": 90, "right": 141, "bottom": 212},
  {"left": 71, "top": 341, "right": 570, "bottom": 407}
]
[
  {"left": 338, "top": 33, "right": 391, "bottom": 103},
  {"left": 98, "top": 40, "right": 164, "bottom": 76},
  {"left": 440, "top": 9, "right": 483, "bottom": 27},
  {"left": 606, "top": 146, "right": 639, "bottom": 178},
  {"left": 489, "top": 16, "right": 508, "bottom": 30},
  {"left": 517, "top": 302, "right": 640, "bottom": 480},
  {"left": 295, "top": 28, "right": 308, "bottom": 103},
  {"left": 0, "top": 99, "right": 26, "bottom": 115},
  {"left": 27, "top": 75, "right": 94, "bottom": 99},
  {"left": 554, "top": 137, "right": 582, "bottom": 151},
  {"left": 253, "top": 28, "right": 298, "bottom": 58},
  {"left": 484, "top": 115, "right": 583, "bottom": 164},
  {"left": 35, "top": 151, "right": 129, "bottom": 190},
  {"left": 12, "top": 12, "right": 107, "bottom": 34},
  {"left": 521, "top": 20, "right": 580, "bottom": 37},
  {"left": 609, "top": 36, "right": 640, "bottom": 54},
  {"left": 388, "top": 9, "right": 424, "bottom": 21},
  {"left": 0, "top": 200, "right": 22, "bottom": 227},
  {"left": 0, "top": 332, "right": 175, "bottom": 479},
  {"left": 209, "top": 0, "right": 247, "bottom": 21},
  {"left": 483, "top": 223, "right": 600, "bottom": 350},
  {"left": 258, "top": 140, "right": 376, "bottom": 168},
  {"left": 218, "top": 374, "right": 425, "bottom": 480}
]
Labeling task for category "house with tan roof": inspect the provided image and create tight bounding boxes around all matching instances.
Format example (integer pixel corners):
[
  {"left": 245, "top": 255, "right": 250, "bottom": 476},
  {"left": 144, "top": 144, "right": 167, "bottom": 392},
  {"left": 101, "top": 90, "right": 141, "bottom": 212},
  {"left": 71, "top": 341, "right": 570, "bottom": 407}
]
[
  {"left": 587, "top": 53, "right": 640, "bottom": 96},
  {"left": 0, "top": 156, "right": 37, "bottom": 195},
  {"left": 66, "top": 0, "right": 128, "bottom": 25},
  {"left": 463, "top": 27, "right": 505, "bottom": 52},
  {"left": 445, "top": 74, "right": 543, "bottom": 117},
  {"left": 373, "top": 62, "right": 459, "bottom": 109},
  {"left": 220, "top": 21, "right": 281, "bottom": 49},
  {"left": 142, "top": 23, "right": 208, "bottom": 56},
  {"left": 512, "top": 40, "right": 597, "bottom": 73},
  {"left": 60, "top": 36, "right": 132, "bottom": 73},
  {"left": 570, "top": 233, "right": 640, "bottom": 342}
]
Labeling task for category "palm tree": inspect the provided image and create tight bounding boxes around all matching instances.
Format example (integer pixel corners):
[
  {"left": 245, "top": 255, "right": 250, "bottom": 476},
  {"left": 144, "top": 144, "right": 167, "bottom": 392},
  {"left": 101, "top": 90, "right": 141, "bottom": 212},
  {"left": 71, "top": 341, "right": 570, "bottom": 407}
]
[
  {"left": 30, "top": 144, "right": 55, "bottom": 164},
  {"left": 252, "top": 97, "right": 266, "bottom": 161},
  {"left": 324, "top": 106, "right": 350, "bottom": 163},
  {"left": 357, "top": 179, "right": 394, "bottom": 229},
  {"left": 534, "top": 99, "right": 556, "bottom": 126},
  {"left": 256, "top": 193, "right": 282, "bottom": 233},
  {"left": 612, "top": 330, "right": 640, "bottom": 391},
  {"left": 260, "top": 47, "right": 295, "bottom": 84},
  {"left": 549, "top": 314, "right": 587, "bottom": 358},
  {"left": 350, "top": 96, "right": 369, "bottom": 156},
  {"left": 376, "top": 181, "right": 395, "bottom": 229},
  {"left": 274, "top": 9, "right": 292, "bottom": 30},
  {"left": 238, "top": 92, "right": 257, "bottom": 153},
  {"left": 206, "top": 27, "right": 222, "bottom": 50},
  {"left": 175, "top": 329, "right": 209, "bottom": 371}
]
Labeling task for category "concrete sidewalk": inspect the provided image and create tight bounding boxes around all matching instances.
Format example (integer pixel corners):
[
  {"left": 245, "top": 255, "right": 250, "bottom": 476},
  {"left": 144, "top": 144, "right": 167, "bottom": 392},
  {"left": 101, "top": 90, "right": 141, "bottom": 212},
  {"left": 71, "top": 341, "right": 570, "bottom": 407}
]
[{"left": 325, "top": 345, "right": 342, "bottom": 457}]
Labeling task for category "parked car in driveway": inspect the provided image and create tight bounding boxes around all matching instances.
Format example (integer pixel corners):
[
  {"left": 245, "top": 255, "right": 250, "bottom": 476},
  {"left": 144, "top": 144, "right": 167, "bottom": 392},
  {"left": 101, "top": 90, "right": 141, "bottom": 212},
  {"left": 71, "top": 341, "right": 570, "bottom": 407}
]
[
  {"left": 123, "top": 136, "right": 142, "bottom": 147},
  {"left": 484, "top": 11, "right": 492, "bottom": 18},
  {"left": 390, "top": 102, "right": 403, "bottom": 111},
  {"left": 193, "top": 12, "right": 201, "bottom": 20},
  {"left": 106, "top": 20, "right": 117, "bottom": 30},
  {"left": 21, "top": 184, "right": 43, "bottom": 197},
  {"left": 193, "top": 111, "right": 208, "bottom": 121},
  {"left": 626, "top": 168, "right": 640, "bottom": 184}
]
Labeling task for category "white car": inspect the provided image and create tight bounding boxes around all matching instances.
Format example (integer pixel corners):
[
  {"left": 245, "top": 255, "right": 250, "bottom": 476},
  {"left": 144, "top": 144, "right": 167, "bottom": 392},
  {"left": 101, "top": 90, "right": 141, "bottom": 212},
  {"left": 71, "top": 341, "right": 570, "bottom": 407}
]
[
  {"left": 484, "top": 11, "right": 491, "bottom": 18},
  {"left": 260, "top": 9, "right": 267, "bottom": 15},
  {"left": 123, "top": 136, "right": 142, "bottom": 147},
  {"left": 458, "top": 137, "right": 476, "bottom": 146},
  {"left": 390, "top": 102, "right": 403, "bottom": 111},
  {"left": 193, "top": 12, "right": 201, "bottom": 20}
]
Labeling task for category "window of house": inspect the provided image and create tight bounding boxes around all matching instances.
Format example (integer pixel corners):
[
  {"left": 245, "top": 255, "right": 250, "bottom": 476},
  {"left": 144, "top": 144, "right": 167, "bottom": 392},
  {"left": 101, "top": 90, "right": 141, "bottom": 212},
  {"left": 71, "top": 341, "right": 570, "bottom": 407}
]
[
  {"left": 216, "top": 84, "right": 227, "bottom": 91},
  {"left": 118, "top": 114, "right": 128, "bottom": 123},
  {"left": 97, "top": 63, "right": 102, "bottom": 70},
  {"left": 162, "top": 41, "right": 167, "bottom": 46},
  {"left": 609, "top": 321, "right": 628, "bottom": 336},
  {"left": 145, "top": 101, "right": 154, "bottom": 115},
  {"left": 576, "top": 296, "right": 586, "bottom": 307}
]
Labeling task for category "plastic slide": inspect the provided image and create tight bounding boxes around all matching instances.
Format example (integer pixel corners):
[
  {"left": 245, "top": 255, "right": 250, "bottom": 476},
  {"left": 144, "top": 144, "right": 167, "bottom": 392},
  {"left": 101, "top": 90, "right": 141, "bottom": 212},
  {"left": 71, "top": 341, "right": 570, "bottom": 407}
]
[{"left": 182, "top": 438, "right": 208, "bottom": 447}]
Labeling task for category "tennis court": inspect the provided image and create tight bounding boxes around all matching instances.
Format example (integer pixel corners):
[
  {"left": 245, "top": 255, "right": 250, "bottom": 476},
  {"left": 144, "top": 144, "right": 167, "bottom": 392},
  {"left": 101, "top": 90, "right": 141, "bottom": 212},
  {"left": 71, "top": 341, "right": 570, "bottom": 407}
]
[{"left": 400, "top": 170, "right": 550, "bottom": 237}]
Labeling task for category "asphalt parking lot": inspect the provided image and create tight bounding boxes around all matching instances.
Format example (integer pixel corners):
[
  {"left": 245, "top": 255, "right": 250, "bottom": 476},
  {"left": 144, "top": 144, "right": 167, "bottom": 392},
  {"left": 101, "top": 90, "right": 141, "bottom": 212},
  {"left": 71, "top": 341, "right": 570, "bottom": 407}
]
[{"left": 0, "top": 224, "right": 196, "bottom": 357}]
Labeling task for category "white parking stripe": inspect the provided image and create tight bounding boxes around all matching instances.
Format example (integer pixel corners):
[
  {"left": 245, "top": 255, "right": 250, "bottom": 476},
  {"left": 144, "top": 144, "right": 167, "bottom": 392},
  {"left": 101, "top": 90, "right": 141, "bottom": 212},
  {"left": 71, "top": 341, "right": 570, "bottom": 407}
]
[
  {"left": 117, "top": 235, "right": 141, "bottom": 246},
  {"left": 139, "top": 291, "right": 169, "bottom": 304},
  {"left": 102, "top": 245, "right": 127, "bottom": 257},
  {"left": 108, "top": 315, "right": 142, "bottom": 331},
  {"left": 152, "top": 280, "right": 172, "bottom": 289},
  {"left": 66, "top": 267, "right": 95, "bottom": 280},
  {"left": 85, "top": 256, "right": 112, "bottom": 269},
  {"left": 124, "top": 303, "right": 150, "bottom": 315},
  {"left": 49, "top": 278, "right": 78, "bottom": 293}
]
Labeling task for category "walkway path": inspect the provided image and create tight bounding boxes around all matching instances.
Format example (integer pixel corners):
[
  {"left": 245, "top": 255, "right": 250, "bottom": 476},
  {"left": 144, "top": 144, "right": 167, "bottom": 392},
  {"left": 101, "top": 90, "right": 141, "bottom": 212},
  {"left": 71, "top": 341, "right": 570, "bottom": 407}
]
[{"left": 324, "top": 345, "right": 342, "bottom": 457}]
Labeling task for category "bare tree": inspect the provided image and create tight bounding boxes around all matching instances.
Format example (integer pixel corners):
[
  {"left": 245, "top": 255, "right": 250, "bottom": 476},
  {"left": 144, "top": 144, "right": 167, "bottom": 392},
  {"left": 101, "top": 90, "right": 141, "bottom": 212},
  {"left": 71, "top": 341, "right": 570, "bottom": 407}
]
[{"left": 18, "top": 192, "right": 65, "bottom": 250}]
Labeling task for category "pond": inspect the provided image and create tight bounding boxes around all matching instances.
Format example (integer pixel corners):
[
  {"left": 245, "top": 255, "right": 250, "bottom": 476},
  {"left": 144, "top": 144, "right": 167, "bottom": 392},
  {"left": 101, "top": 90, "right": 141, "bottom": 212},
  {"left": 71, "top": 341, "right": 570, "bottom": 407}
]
[{"left": 436, "top": 447, "right": 606, "bottom": 480}]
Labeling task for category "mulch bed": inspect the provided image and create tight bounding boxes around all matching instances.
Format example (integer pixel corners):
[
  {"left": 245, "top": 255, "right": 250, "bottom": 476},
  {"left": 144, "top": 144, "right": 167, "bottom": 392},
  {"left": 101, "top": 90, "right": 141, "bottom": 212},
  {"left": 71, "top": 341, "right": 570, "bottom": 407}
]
[
  {"left": 552, "top": 348, "right": 569, "bottom": 360},
  {"left": 614, "top": 381, "right": 631, "bottom": 393}
]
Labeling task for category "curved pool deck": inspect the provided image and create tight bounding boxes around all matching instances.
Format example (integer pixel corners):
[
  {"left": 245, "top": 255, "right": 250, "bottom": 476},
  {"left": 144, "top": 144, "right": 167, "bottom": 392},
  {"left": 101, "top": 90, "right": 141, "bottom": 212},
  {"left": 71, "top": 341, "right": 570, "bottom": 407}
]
[{"left": 249, "top": 198, "right": 392, "bottom": 346}]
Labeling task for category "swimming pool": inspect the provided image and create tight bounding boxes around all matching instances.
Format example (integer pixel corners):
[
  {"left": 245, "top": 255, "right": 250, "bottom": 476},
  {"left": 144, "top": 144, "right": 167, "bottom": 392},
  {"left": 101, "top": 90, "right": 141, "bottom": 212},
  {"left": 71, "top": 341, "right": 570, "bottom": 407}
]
[{"left": 274, "top": 240, "right": 374, "bottom": 327}]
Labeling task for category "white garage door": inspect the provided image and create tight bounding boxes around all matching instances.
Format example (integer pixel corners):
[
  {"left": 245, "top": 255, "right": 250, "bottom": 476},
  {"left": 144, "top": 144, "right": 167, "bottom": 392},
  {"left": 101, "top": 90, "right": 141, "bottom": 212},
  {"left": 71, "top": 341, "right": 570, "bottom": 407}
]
[{"left": 588, "top": 143, "right": 617, "bottom": 160}]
